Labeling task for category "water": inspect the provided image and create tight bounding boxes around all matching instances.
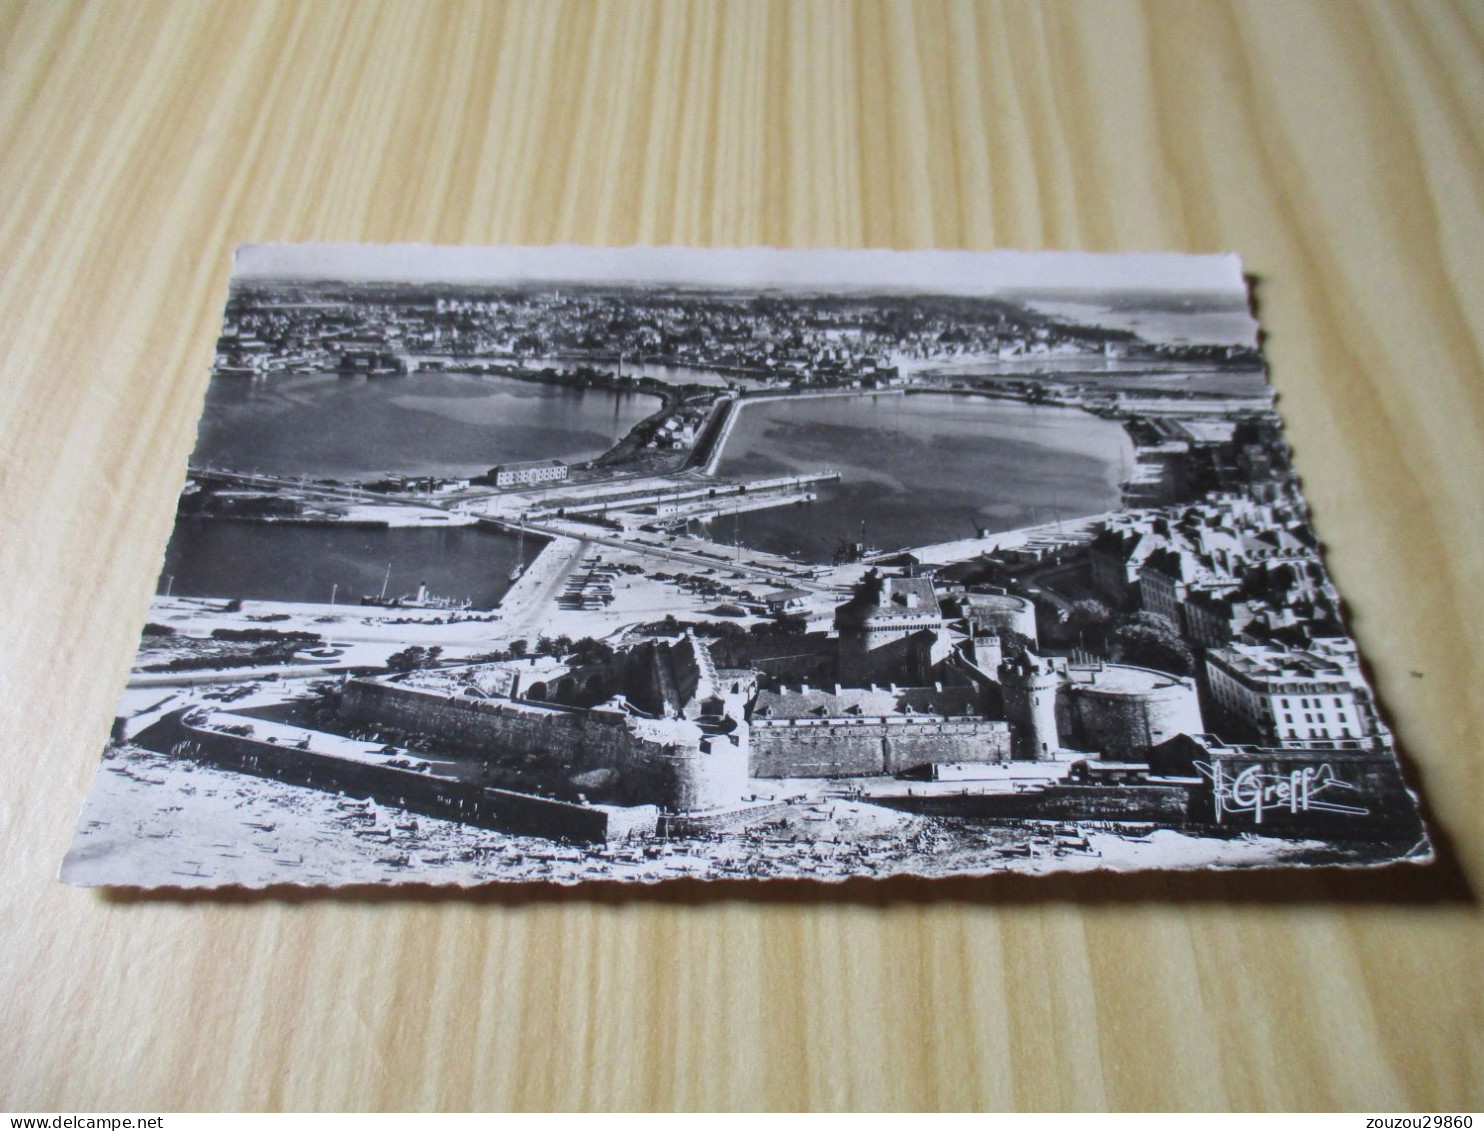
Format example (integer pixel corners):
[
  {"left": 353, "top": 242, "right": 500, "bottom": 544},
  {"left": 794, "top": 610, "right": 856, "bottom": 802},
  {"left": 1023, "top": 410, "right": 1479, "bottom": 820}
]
[
  {"left": 714, "top": 393, "right": 1135, "bottom": 561},
  {"left": 163, "top": 370, "right": 648, "bottom": 607},
  {"left": 1020, "top": 294, "right": 1259, "bottom": 348},
  {"left": 160, "top": 521, "right": 528, "bottom": 610},
  {"left": 194, "top": 370, "right": 661, "bottom": 479},
  {"left": 168, "top": 382, "right": 1136, "bottom": 603}
]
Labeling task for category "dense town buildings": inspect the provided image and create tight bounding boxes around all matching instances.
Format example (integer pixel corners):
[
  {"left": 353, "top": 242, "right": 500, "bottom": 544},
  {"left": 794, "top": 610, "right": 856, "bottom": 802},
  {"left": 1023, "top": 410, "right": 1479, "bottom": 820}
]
[
  {"left": 213, "top": 278, "right": 1262, "bottom": 398},
  {"left": 1088, "top": 489, "right": 1337, "bottom": 650}
]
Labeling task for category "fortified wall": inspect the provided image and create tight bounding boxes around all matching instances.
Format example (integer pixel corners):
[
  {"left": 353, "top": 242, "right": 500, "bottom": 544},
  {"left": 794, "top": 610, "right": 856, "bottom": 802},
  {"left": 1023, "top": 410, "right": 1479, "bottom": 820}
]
[
  {"left": 1000, "top": 651, "right": 1205, "bottom": 761},
  {"left": 137, "top": 710, "right": 658, "bottom": 844},
  {"left": 749, "top": 713, "right": 1011, "bottom": 777},
  {"left": 877, "top": 781, "right": 1197, "bottom": 824},
  {"left": 1059, "top": 662, "right": 1204, "bottom": 760},
  {"left": 835, "top": 571, "right": 952, "bottom": 686},
  {"left": 340, "top": 678, "right": 747, "bottom": 812}
]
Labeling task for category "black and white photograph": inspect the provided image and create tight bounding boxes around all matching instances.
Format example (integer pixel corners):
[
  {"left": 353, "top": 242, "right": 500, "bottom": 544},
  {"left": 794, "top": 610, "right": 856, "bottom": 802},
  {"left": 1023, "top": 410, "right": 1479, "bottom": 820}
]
[{"left": 61, "top": 243, "right": 1431, "bottom": 887}]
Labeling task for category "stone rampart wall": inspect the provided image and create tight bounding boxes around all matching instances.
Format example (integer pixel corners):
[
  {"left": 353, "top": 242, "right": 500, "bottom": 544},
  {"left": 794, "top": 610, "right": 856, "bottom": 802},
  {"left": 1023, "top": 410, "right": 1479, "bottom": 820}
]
[
  {"left": 749, "top": 717, "right": 1010, "bottom": 777},
  {"left": 838, "top": 629, "right": 934, "bottom": 686},
  {"left": 159, "top": 715, "right": 656, "bottom": 843},
  {"left": 878, "top": 783, "right": 1196, "bottom": 823},
  {"left": 340, "top": 680, "right": 743, "bottom": 811},
  {"left": 1065, "top": 682, "right": 1204, "bottom": 758}
]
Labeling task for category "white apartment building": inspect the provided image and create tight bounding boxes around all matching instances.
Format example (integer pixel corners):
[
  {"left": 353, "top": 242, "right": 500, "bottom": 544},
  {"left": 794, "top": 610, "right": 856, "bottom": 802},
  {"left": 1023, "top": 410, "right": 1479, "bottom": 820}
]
[{"left": 1204, "top": 641, "right": 1374, "bottom": 748}]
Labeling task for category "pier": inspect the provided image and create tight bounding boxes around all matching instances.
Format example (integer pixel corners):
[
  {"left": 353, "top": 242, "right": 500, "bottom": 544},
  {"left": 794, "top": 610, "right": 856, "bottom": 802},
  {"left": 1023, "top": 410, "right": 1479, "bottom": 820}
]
[
  {"left": 699, "top": 388, "right": 905, "bottom": 475},
  {"left": 528, "top": 472, "right": 839, "bottom": 520}
]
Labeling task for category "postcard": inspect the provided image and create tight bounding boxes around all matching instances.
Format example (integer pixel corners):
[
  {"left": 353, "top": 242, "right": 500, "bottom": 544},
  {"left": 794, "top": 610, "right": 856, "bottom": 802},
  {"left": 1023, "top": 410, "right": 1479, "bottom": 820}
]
[{"left": 61, "top": 244, "right": 1430, "bottom": 887}]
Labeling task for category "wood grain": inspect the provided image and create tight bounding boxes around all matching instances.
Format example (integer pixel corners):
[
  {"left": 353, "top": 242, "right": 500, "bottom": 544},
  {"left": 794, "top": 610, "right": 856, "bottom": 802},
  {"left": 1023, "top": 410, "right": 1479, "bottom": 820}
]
[{"left": 1, "top": 0, "right": 1480, "bottom": 1112}]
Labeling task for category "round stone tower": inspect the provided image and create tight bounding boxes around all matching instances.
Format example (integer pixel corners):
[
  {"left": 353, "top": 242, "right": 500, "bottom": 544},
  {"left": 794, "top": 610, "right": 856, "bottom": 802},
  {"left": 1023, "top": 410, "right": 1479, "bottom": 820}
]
[{"left": 998, "top": 651, "right": 1062, "bottom": 761}]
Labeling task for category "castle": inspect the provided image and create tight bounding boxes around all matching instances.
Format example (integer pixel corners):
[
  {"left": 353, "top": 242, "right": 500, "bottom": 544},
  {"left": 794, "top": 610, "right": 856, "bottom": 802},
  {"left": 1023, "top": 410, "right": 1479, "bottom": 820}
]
[
  {"left": 325, "top": 568, "right": 1205, "bottom": 813},
  {"left": 137, "top": 567, "right": 1216, "bottom": 841},
  {"left": 834, "top": 569, "right": 953, "bottom": 684}
]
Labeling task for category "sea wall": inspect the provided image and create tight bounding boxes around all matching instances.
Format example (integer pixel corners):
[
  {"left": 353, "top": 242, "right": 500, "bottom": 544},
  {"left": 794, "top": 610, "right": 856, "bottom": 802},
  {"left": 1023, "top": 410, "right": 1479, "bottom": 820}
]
[
  {"left": 749, "top": 716, "right": 1011, "bottom": 778},
  {"left": 882, "top": 751, "right": 1423, "bottom": 840},
  {"left": 693, "top": 395, "right": 739, "bottom": 475},
  {"left": 878, "top": 782, "right": 1196, "bottom": 823}
]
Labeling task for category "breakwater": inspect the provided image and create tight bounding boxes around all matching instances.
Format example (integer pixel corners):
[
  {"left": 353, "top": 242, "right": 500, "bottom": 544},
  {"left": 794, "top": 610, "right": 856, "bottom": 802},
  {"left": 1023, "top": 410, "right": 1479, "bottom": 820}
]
[{"left": 699, "top": 388, "right": 906, "bottom": 476}]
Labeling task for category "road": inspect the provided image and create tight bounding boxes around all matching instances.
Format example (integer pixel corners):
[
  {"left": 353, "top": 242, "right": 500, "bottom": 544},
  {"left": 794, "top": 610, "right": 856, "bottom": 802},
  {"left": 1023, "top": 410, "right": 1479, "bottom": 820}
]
[{"left": 504, "top": 518, "right": 834, "bottom": 592}]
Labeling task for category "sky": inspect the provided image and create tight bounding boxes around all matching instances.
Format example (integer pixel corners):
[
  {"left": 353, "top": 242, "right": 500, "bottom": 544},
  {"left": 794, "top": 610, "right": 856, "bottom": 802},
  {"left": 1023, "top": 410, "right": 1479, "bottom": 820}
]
[{"left": 233, "top": 243, "right": 1249, "bottom": 297}]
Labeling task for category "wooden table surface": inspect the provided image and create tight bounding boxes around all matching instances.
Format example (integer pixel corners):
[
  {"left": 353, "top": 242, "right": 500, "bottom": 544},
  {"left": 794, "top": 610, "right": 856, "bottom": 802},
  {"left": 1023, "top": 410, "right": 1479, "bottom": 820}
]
[{"left": 2, "top": 0, "right": 1481, "bottom": 1112}]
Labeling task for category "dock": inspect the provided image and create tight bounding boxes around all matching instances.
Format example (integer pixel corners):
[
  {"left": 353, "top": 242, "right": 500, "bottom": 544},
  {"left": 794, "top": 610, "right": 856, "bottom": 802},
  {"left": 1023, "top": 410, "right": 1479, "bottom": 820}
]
[{"left": 530, "top": 472, "right": 839, "bottom": 520}]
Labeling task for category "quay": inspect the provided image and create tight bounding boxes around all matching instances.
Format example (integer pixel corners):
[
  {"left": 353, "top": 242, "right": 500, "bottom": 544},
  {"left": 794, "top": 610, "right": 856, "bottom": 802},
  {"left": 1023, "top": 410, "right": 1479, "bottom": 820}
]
[
  {"left": 529, "top": 472, "right": 839, "bottom": 519},
  {"left": 699, "top": 387, "right": 905, "bottom": 475},
  {"left": 495, "top": 534, "right": 587, "bottom": 632}
]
